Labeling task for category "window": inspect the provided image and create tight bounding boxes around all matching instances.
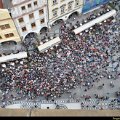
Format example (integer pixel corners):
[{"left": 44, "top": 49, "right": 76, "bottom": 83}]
[
  {"left": 39, "top": 9, "right": 44, "bottom": 15},
  {"left": 5, "top": 34, "right": 9, "bottom": 38},
  {"left": 28, "top": 4, "right": 32, "bottom": 8},
  {"left": 31, "top": 22, "right": 36, "bottom": 28},
  {"left": 5, "top": 33, "right": 14, "bottom": 38},
  {"left": 40, "top": 18, "right": 45, "bottom": 24},
  {"left": 53, "top": 0, "right": 57, "bottom": 5},
  {"left": 21, "top": 6, "right": 26, "bottom": 11},
  {"left": 0, "top": 25, "right": 5, "bottom": 30},
  {"left": 18, "top": 18, "right": 24, "bottom": 23},
  {"left": 68, "top": 1, "right": 73, "bottom": 11},
  {"left": 5, "top": 24, "right": 10, "bottom": 29},
  {"left": 0, "top": 24, "right": 10, "bottom": 30},
  {"left": 60, "top": 5, "right": 66, "bottom": 14},
  {"left": 34, "top": 1, "right": 38, "bottom": 6},
  {"left": 75, "top": 0, "right": 79, "bottom": 6},
  {"left": 29, "top": 13, "right": 34, "bottom": 19},
  {"left": 0, "top": 36, "right": 2, "bottom": 39},
  {"left": 22, "top": 27, "right": 27, "bottom": 32},
  {"left": 52, "top": 8, "right": 58, "bottom": 17},
  {"left": 9, "top": 33, "right": 14, "bottom": 37}
]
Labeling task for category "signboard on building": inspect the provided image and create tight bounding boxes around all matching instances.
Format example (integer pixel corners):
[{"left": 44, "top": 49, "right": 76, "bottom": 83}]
[{"left": 82, "top": 0, "right": 110, "bottom": 13}]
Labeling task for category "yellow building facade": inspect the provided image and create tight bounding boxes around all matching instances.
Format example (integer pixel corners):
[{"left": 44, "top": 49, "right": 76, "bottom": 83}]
[
  {"left": 47, "top": 0, "right": 84, "bottom": 27},
  {"left": 0, "top": 9, "right": 21, "bottom": 43}
]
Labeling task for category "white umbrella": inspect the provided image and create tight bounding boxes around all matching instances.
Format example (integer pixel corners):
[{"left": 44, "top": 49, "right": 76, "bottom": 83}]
[
  {"left": 75, "top": 25, "right": 77, "bottom": 28},
  {"left": 20, "top": 61, "right": 23, "bottom": 65},
  {"left": 80, "top": 33, "right": 82, "bottom": 35},
  {"left": 50, "top": 47, "right": 54, "bottom": 50},
  {"left": 98, "top": 13, "right": 100, "bottom": 16},
  {"left": 10, "top": 62, "right": 15, "bottom": 66},
  {"left": 55, "top": 44, "right": 58, "bottom": 47},
  {"left": 104, "top": 20, "right": 106, "bottom": 23},
  {"left": 46, "top": 39, "right": 48, "bottom": 42},
  {"left": 40, "top": 42, "right": 43, "bottom": 45},
  {"left": 45, "top": 50, "right": 48, "bottom": 52},
  {"left": 50, "top": 36, "right": 53, "bottom": 40},
  {"left": 80, "top": 23, "right": 82, "bottom": 26},
  {"left": 2, "top": 64, "right": 6, "bottom": 68}
]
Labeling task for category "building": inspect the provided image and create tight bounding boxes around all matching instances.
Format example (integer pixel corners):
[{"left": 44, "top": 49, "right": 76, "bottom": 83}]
[
  {"left": 82, "top": 0, "right": 111, "bottom": 13},
  {"left": 7, "top": 0, "right": 112, "bottom": 40},
  {"left": 47, "top": 0, "right": 84, "bottom": 28},
  {"left": 0, "top": 9, "right": 21, "bottom": 44},
  {"left": 10, "top": 0, "right": 48, "bottom": 40}
]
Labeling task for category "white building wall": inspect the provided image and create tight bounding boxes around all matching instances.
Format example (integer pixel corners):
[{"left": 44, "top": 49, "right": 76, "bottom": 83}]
[
  {"left": 11, "top": 0, "right": 48, "bottom": 40},
  {"left": 12, "top": 0, "right": 25, "bottom": 5}
]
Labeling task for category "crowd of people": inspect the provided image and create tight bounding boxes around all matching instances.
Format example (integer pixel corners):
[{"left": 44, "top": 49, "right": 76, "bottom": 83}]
[{"left": 0, "top": 6, "right": 120, "bottom": 109}]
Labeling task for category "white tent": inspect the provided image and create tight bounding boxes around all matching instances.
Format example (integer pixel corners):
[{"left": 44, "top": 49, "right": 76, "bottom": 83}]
[
  {"left": 73, "top": 10, "right": 117, "bottom": 35},
  {"left": 0, "top": 52, "right": 27, "bottom": 63},
  {"left": 38, "top": 37, "right": 61, "bottom": 52}
]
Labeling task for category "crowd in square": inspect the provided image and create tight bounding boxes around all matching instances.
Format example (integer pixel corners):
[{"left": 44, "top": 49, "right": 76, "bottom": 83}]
[{"left": 0, "top": 6, "right": 120, "bottom": 109}]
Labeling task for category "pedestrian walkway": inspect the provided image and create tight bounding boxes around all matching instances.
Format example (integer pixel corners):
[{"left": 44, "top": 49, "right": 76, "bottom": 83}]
[
  {"left": 6, "top": 102, "right": 81, "bottom": 109},
  {"left": 5, "top": 98, "right": 120, "bottom": 110}
]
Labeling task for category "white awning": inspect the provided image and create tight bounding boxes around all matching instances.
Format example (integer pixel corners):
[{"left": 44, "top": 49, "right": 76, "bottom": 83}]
[
  {"left": 0, "top": 52, "right": 27, "bottom": 63},
  {"left": 73, "top": 10, "right": 117, "bottom": 35},
  {"left": 38, "top": 37, "right": 61, "bottom": 52}
]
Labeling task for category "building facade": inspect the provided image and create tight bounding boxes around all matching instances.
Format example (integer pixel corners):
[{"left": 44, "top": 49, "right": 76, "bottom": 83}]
[
  {"left": 10, "top": 0, "right": 48, "bottom": 40},
  {"left": 47, "top": 0, "right": 84, "bottom": 27},
  {"left": 0, "top": 9, "right": 21, "bottom": 44},
  {"left": 8, "top": 0, "right": 111, "bottom": 40}
]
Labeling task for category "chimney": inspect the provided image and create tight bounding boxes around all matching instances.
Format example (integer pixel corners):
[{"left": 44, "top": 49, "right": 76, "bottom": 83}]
[{"left": 0, "top": 0, "right": 3, "bottom": 8}]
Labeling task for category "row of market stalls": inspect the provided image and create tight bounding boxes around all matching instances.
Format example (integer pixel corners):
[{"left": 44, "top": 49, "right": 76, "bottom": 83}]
[{"left": 0, "top": 52, "right": 28, "bottom": 64}]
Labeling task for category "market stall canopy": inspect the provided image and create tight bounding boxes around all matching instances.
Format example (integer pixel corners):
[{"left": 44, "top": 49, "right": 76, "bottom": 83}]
[
  {"left": 0, "top": 52, "right": 28, "bottom": 63},
  {"left": 38, "top": 37, "right": 61, "bottom": 52},
  {"left": 73, "top": 10, "right": 117, "bottom": 34}
]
